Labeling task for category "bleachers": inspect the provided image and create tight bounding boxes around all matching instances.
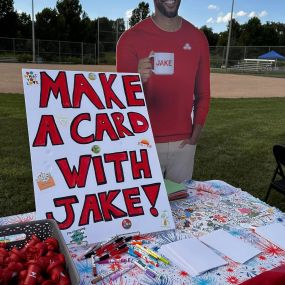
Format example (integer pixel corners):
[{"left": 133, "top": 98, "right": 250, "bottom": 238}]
[{"left": 228, "top": 59, "right": 276, "bottom": 72}]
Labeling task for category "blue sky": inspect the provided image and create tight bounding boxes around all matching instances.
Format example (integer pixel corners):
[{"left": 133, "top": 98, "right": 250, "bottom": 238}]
[{"left": 14, "top": 0, "right": 285, "bottom": 32}]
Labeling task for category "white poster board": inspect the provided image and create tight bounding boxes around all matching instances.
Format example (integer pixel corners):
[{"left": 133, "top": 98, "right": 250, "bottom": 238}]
[{"left": 22, "top": 69, "right": 175, "bottom": 244}]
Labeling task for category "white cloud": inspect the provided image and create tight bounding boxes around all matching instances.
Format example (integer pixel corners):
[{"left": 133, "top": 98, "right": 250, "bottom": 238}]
[
  {"left": 259, "top": 10, "right": 268, "bottom": 17},
  {"left": 206, "top": 17, "right": 215, "bottom": 24},
  {"left": 217, "top": 12, "right": 231, "bottom": 24},
  {"left": 248, "top": 11, "right": 257, "bottom": 18},
  {"left": 125, "top": 9, "right": 133, "bottom": 19},
  {"left": 236, "top": 10, "right": 247, "bottom": 17},
  {"left": 208, "top": 4, "right": 218, "bottom": 10},
  {"left": 17, "top": 9, "right": 23, "bottom": 14}
]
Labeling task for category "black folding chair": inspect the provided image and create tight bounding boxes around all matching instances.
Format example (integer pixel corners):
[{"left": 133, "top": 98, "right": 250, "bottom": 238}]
[{"left": 264, "top": 144, "right": 285, "bottom": 202}]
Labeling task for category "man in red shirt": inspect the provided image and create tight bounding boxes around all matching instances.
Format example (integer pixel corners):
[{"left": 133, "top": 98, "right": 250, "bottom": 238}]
[{"left": 116, "top": 0, "right": 210, "bottom": 183}]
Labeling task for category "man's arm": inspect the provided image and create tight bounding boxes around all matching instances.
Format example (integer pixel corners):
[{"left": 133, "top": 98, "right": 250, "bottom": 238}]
[
  {"left": 116, "top": 32, "right": 138, "bottom": 73},
  {"left": 116, "top": 32, "right": 153, "bottom": 83},
  {"left": 180, "top": 33, "right": 210, "bottom": 147}
]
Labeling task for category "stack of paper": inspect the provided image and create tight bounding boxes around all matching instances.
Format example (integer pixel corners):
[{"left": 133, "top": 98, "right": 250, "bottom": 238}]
[
  {"left": 255, "top": 223, "right": 285, "bottom": 250},
  {"left": 199, "top": 229, "right": 261, "bottom": 263},
  {"left": 159, "top": 238, "right": 227, "bottom": 276},
  {"left": 164, "top": 179, "right": 188, "bottom": 201}
]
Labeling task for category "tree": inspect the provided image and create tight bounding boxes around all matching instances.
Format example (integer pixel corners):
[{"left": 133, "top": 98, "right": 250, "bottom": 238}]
[
  {"left": 129, "top": 1, "right": 150, "bottom": 27},
  {"left": 217, "top": 19, "right": 241, "bottom": 46},
  {"left": 239, "top": 17, "right": 263, "bottom": 46},
  {"left": 17, "top": 12, "right": 31, "bottom": 38},
  {"left": 271, "top": 22, "right": 285, "bottom": 45},
  {"left": 261, "top": 22, "right": 279, "bottom": 46},
  {"left": 0, "top": 0, "right": 18, "bottom": 37},
  {"left": 35, "top": 8, "right": 58, "bottom": 40},
  {"left": 0, "top": 0, "right": 14, "bottom": 18},
  {"left": 200, "top": 26, "right": 218, "bottom": 46},
  {"left": 55, "top": 0, "right": 83, "bottom": 41}
]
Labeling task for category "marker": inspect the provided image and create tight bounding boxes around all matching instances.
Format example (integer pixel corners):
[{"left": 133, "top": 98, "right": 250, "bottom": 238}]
[
  {"left": 109, "top": 264, "right": 136, "bottom": 281},
  {"left": 97, "top": 257, "right": 133, "bottom": 264},
  {"left": 129, "top": 247, "right": 159, "bottom": 267},
  {"left": 135, "top": 245, "right": 170, "bottom": 265},
  {"left": 91, "top": 255, "right": 98, "bottom": 276},
  {"left": 96, "top": 232, "right": 140, "bottom": 255},
  {"left": 93, "top": 245, "right": 129, "bottom": 263},
  {"left": 91, "top": 268, "right": 120, "bottom": 284},
  {"left": 77, "top": 243, "right": 100, "bottom": 260},
  {"left": 130, "top": 240, "right": 143, "bottom": 245},
  {"left": 132, "top": 260, "right": 156, "bottom": 279}
]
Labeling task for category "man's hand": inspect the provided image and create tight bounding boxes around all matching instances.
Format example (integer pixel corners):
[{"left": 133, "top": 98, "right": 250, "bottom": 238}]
[
  {"left": 179, "top": 138, "right": 197, "bottom": 148},
  {"left": 138, "top": 55, "right": 153, "bottom": 83},
  {"left": 179, "top": 124, "right": 204, "bottom": 148}
]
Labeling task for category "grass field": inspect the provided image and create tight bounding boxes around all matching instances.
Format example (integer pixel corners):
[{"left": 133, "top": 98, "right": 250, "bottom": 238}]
[
  {"left": 212, "top": 68, "right": 285, "bottom": 78},
  {"left": 0, "top": 94, "right": 285, "bottom": 217}
]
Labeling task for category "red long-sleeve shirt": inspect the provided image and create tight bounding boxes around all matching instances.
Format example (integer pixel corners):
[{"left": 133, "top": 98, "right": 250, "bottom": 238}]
[{"left": 116, "top": 17, "right": 210, "bottom": 143}]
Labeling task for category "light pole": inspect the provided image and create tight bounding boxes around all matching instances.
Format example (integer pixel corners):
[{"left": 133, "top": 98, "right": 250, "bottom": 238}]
[
  {"left": 31, "top": 0, "right": 36, "bottom": 63},
  {"left": 225, "top": 0, "right": 235, "bottom": 69},
  {"left": 97, "top": 18, "right": 100, "bottom": 65}
]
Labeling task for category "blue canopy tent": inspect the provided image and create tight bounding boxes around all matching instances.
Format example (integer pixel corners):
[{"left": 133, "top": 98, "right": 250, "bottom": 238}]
[{"left": 258, "top": 50, "right": 285, "bottom": 60}]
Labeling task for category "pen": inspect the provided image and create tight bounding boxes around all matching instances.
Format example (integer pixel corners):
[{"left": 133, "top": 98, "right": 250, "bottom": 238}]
[
  {"left": 135, "top": 245, "right": 170, "bottom": 265},
  {"left": 109, "top": 264, "right": 136, "bottom": 281},
  {"left": 132, "top": 259, "right": 156, "bottom": 279}
]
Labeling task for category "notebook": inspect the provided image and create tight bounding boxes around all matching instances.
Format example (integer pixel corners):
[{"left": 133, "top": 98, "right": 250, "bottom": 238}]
[
  {"left": 159, "top": 238, "right": 227, "bottom": 276},
  {"left": 164, "top": 179, "right": 188, "bottom": 201},
  {"left": 255, "top": 223, "right": 285, "bottom": 250},
  {"left": 199, "top": 229, "right": 261, "bottom": 263}
]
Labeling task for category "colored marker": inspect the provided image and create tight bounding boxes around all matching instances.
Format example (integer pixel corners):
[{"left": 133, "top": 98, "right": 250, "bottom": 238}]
[
  {"left": 91, "top": 255, "right": 98, "bottom": 276},
  {"left": 93, "top": 245, "right": 129, "bottom": 263},
  {"left": 130, "top": 240, "right": 143, "bottom": 245},
  {"left": 135, "top": 245, "right": 170, "bottom": 265},
  {"left": 132, "top": 260, "right": 156, "bottom": 279},
  {"left": 96, "top": 232, "right": 140, "bottom": 255},
  {"left": 97, "top": 257, "right": 133, "bottom": 264},
  {"left": 129, "top": 247, "right": 159, "bottom": 267},
  {"left": 91, "top": 269, "right": 119, "bottom": 284},
  {"left": 77, "top": 243, "right": 100, "bottom": 260},
  {"left": 110, "top": 264, "right": 136, "bottom": 281}
]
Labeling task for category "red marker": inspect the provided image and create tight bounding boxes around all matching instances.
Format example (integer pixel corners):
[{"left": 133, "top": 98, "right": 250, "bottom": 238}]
[{"left": 93, "top": 244, "right": 129, "bottom": 263}]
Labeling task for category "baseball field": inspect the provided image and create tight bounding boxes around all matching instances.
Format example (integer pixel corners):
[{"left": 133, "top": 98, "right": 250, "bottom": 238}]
[{"left": 0, "top": 63, "right": 284, "bottom": 216}]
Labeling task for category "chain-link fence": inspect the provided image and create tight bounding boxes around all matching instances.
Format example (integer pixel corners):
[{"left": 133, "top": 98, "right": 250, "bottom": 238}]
[
  {"left": 210, "top": 46, "right": 285, "bottom": 68},
  {"left": 0, "top": 36, "right": 121, "bottom": 65},
  {"left": 1, "top": 36, "right": 285, "bottom": 73}
]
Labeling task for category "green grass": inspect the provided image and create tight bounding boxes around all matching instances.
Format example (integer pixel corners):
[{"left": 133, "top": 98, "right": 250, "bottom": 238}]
[
  {"left": 0, "top": 94, "right": 285, "bottom": 217},
  {"left": 194, "top": 97, "right": 285, "bottom": 210}
]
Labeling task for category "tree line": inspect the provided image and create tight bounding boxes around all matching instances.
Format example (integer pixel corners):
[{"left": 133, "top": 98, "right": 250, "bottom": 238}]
[
  {"left": 0, "top": 0, "right": 125, "bottom": 44},
  {"left": 1, "top": 0, "right": 285, "bottom": 47}
]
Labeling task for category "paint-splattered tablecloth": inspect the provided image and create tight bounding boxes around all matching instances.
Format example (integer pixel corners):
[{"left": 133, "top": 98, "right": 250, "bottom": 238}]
[{"left": 1, "top": 180, "right": 285, "bottom": 285}]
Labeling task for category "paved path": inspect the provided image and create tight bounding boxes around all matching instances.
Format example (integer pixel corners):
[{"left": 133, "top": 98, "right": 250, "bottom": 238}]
[{"left": 0, "top": 63, "right": 284, "bottom": 98}]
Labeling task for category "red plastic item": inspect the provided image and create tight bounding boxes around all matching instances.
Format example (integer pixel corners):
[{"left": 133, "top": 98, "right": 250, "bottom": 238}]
[
  {"left": 25, "top": 235, "right": 41, "bottom": 248},
  {"left": 0, "top": 267, "right": 17, "bottom": 285},
  {"left": 45, "top": 237, "right": 59, "bottom": 252},
  {"left": 0, "top": 247, "right": 9, "bottom": 266},
  {"left": 241, "top": 265, "right": 285, "bottom": 285},
  {"left": 0, "top": 234, "right": 71, "bottom": 285},
  {"left": 8, "top": 247, "right": 26, "bottom": 262},
  {"left": 47, "top": 261, "right": 70, "bottom": 285},
  {"left": 23, "top": 260, "right": 43, "bottom": 285}
]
